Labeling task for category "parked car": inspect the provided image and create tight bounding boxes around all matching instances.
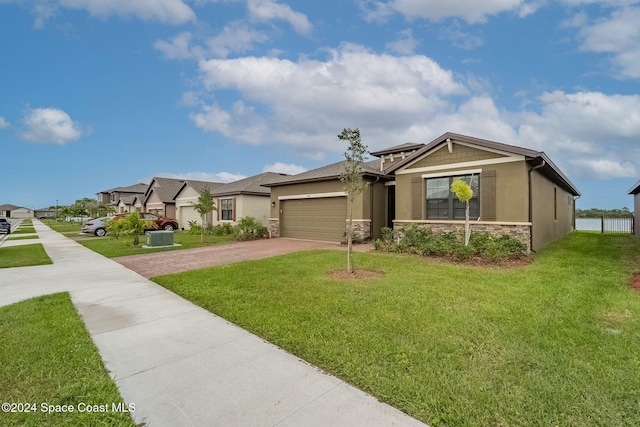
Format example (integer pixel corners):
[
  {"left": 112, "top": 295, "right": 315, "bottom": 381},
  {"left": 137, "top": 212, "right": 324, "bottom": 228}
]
[
  {"left": 0, "top": 218, "right": 11, "bottom": 234},
  {"left": 81, "top": 216, "right": 115, "bottom": 237},
  {"left": 112, "top": 212, "right": 179, "bottom": 231}
]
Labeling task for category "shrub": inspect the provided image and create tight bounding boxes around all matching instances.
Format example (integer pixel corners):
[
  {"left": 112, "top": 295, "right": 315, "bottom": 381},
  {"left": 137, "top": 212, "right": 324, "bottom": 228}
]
[
  {"left": 374, "top": 227, "right": 398, "bottom": 253},
  {"left": 213, "top": 223, "right": 234, "bottom": 236},
  {"left": 233, "top": 216, "right": 268, "bottom": 241},
  {"left": 397, "top": 224, "right": 434, "bottom": 255}
]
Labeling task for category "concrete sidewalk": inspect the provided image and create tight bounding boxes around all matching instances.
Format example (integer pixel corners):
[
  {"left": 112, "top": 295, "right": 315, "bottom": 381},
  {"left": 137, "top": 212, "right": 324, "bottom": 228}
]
[{"left": 0, "top": 220, "right": 427, "bottom": 427}]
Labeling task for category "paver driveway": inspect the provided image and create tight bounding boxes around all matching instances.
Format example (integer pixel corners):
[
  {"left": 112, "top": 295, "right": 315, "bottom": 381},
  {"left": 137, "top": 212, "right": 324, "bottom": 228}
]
[{"left": 114, "top": 238, "right": 372, "bottom": 278}]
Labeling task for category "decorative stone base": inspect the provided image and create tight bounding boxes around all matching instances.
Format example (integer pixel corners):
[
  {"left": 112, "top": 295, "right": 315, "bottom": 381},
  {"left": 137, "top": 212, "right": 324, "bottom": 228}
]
[
  {"left": 268, "top": 218, "right": 280, "bottom": 238},
  {"left": 348, "top": 219, "right": 372, "bottom": 243},
  {"left": 393, "top": 220, "right": 532, "bottom": 252}
]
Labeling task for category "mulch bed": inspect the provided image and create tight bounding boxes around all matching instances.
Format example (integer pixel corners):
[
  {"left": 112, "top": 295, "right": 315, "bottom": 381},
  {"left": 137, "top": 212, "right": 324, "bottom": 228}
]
[
  {"left": 632, "top": 273, "right": 640, "bottom": 292},
  {"left": 328, "top": 270, "right": 385, "bottom": 280}
]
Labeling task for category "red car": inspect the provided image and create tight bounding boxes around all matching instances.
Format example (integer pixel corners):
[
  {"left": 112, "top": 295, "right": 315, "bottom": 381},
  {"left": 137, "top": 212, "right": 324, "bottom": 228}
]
[{"left": 113, "top": 212, "right": 179, "bottom": 231}]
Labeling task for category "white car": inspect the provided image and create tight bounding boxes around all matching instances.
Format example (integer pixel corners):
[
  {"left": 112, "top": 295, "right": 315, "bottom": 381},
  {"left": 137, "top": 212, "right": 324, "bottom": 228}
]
[{"left": 81, "top": 216, "right": 114, "bottom": 237}]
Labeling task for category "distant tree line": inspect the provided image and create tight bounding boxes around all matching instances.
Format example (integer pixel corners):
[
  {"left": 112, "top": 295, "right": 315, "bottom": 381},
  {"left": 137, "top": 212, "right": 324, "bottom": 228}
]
[
  {"left": 53, "top": 198, "right": 115, "bottom": 220},
  {"left": 576, "top": 208, "right": 633, "bottom": 218}
]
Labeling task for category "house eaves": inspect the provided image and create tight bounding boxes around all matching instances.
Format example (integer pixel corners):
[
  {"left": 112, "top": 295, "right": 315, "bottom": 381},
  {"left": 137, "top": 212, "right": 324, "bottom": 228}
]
[
  {"left": 628, "top": 179, "right": 640, "bottom": 195},
  {"left": 262, "top": 160, "right": 393, "bottom": 187},
  {"left": 212, "top": 172, "right": 288, "bottom": 197},
  {"left": 388, "top": 132, "right": 580, "bottom": 197},
  {"left": 172, "top": 180, "right": 226, "bottom": 200}
]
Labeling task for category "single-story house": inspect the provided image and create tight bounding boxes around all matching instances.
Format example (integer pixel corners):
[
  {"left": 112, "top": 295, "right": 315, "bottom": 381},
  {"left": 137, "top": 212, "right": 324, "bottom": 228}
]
[
  {"left": 265, "top": 132, "right": 580, "bottom": 251},
  {"left": 628, "top": 180, "right": 640, "bottom": 236},
  {"left": 210, "top": 172, "right": 288, "bottom": 227},
  {"left": 143, "top": 177, "right": 186, "bottom": 219},
  {"left": 96, "top": 183, "right": 148, "bottom": 207},
  {"left": 0, "top": 204, "right": 34, "bottom": 219},
  {"left": 173, "top": 180, "right": 226, "bottom": 229},
  {"left": 34, "top": 207, "right": 56, "bottom": 219}
]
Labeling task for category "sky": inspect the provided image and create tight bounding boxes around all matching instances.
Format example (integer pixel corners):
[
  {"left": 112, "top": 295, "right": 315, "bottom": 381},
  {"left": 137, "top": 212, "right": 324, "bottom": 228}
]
[{"left": 1, "top": 0, "right": 639, "bottom": 211}]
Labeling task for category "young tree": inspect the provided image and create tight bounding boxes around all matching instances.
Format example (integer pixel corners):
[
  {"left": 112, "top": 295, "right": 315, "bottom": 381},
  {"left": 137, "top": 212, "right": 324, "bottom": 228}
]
[
  {"left": 192, "top": 186, "right": 216, "bottom": 243},
  {"left": 450, "top": 179, "right": 473, "bottom": 246},
  {"left": 338, "top": 128, "right": 368, "bottom": 273},
  {"left": 108, "top": 213, "right": 154, "bottom": 246}
]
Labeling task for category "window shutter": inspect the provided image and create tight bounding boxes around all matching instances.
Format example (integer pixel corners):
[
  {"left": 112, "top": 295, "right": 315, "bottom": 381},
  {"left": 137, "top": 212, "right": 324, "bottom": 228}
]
[
  {"left": 411, "top": 177, "right": 423, "bottom": 220},
  {"left": 217, "top": 198, "right": 220, "bottom": 221},
  {"left": 480, "top": 170, "right": 496, "bottom": 221},
  {"left": 232, "top": 197, "right": 237, "bottom": 221}
]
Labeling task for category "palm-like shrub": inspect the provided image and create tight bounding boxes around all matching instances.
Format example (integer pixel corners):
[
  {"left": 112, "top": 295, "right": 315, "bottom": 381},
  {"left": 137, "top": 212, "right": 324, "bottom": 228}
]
[{"left": 107, "top": 213, "right": 155, "bottom": 246}]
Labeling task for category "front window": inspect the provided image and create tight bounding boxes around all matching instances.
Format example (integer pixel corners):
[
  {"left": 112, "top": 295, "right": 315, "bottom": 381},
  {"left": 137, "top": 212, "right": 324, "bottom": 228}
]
[
  {"left": 220, "top": 199, "right": 233, "bottom": 221},
  {"left": 426, "top": 175, "right": 479, "bottom": 220}
]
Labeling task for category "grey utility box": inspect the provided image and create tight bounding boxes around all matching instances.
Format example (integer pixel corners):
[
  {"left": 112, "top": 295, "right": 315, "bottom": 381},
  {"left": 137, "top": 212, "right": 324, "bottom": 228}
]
[{"left": 146, "top": 230, "right": 174, "bottom": 246}]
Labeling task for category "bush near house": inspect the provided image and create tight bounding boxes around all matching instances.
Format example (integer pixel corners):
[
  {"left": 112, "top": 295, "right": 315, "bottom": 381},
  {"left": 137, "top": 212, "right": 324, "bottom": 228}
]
[
  {"left": 187, "top": 217, "right": 267, "bottom": 241},
  {"left": 374, "top": 225, "right": 527, "bottom": 262}
]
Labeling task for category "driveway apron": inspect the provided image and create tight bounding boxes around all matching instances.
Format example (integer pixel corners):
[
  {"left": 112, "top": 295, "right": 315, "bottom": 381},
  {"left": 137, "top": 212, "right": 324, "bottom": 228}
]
[{"left": 0, "top": 221, "right": 426, "bottom": 427}]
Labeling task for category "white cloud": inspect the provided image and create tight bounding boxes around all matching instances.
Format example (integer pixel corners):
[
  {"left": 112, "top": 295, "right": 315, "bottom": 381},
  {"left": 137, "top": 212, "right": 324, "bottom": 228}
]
[
  {"left": 0, "top": 117, "right": 9, "bottom": 129},
  {"left": 155, "top": 171, "right": 247, "bottom": 183},
  {"left": 154, "top": 32, "right": 202, "bottom": 60},
  {"left": 14, "top": 0, "right": 196, "bottom": 27},
  {"left": 59, "top": 0, "right": 195, "bottom": 24},
  {"left": 386, "top": 29, "right": 419, "bottom": 55},
  {"left": 569, "top": 158, "right": 637, "bottom": 179},
  {"left": 364, "top": 0, "right": 531, "bottom": 24},
  {"left": 577, "top": 6, "right": 640, "bottom": 78},
  {"left": 247, "top": 0, "right": 313, "bottom": 34},
  {"left": 191, "top": 43, "right": 468, "bottom": 156},
  {"left": 206, "top": 22, "right": 269, "bottom": 58},
  {"left": 19, "top": 107, "right": 89, "bottom": 144},
  {"left": 262, "top": 162, "right": 307, "bottom": 175}
]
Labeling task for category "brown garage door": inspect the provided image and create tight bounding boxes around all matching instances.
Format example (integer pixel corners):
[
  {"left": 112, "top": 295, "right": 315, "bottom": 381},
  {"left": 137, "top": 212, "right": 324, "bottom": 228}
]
[{"left": 280, "top": 197, "right": 347, "bottom": 242}]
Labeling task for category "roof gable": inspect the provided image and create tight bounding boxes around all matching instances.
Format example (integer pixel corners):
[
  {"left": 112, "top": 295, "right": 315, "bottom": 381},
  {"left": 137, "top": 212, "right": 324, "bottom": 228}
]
[{"left": 212, "top": 172, "right": 288, "bottom": 196}]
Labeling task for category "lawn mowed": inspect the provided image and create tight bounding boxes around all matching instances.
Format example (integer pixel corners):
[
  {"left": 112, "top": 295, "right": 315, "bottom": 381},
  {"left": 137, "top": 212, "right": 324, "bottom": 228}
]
[
  {"left": 0, "top": 293, "right": 135, "bottom": 426},
  {"left": 77, "top": 232, "right": 235, "bottom": 258},
  {"left": 12, "top": 227, "right": 36, "bottom": 234},
  {"left": 0, "top": 244, "right": 52, "bottom": 268},
  {"left": 153, "top": 232, "right": 640, "bottom": 427}
]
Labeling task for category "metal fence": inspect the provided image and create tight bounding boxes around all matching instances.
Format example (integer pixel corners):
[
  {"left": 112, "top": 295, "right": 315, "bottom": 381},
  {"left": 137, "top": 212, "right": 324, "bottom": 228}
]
[{"left": 575, "top": 215, "right": 634, "bottom": 234}]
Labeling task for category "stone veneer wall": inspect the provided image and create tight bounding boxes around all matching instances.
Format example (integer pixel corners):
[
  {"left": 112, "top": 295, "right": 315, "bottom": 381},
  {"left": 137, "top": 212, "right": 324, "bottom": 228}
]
[
  {"left": 268, "top": 219, "right": 280, "bottom": 238},
  {"left": 349, "top": 219, "right": 372, "bottom": 243},
  {"left": 393, "top": 220, "right": 532, "bottom": 252}
]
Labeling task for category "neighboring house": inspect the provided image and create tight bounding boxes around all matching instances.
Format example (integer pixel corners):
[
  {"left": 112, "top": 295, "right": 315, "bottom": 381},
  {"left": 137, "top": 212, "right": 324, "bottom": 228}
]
[
  {"left": 143, "top": 177, "right": 186, "bottom": 219},
  {"left": 173, "top": 180, "right": 226, "bottom": 229},
  {"left": 115, "top": 195, "right": 138, "bottom": 214},
  {"left": 0, "top": 204, "right": 33, "bottom": 219},
  {"left": 629, "top": 180, "right": 640, "bottom": 237},
  {"left": 210, "top": 172, "right": 288, "bottom": 227},
  {"left": 96, "top": 183, "right": 149, "bottom": 209},
  {"left": 34, "top": 207, "right": 56, "bottom": 219},
  {"left": 265, "top": 132, "right": 580, "bottom": 251}
]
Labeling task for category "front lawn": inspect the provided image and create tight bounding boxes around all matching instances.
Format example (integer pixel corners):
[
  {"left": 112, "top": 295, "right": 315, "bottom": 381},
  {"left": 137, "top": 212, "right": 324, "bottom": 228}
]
[
  {"left": 0, "top": 244, "right": 52, "bottom": 268},
  {"left": 12, "top": 227, "right": 36, "bottom": 234},
  {"left": 46, "top": 221, "right": 82, "bottom": 234},
  {"left": 7, "top": 235, "right": 39, "bottom": 241},
  {"left": 0, "top": 293, "right": 135, "bottom": 426},
  {"left": 153, "top": 232, "right": 640, "bottom": 427},
  {"left": 78, "top": 232, "right": 235, "bottom": 258}
]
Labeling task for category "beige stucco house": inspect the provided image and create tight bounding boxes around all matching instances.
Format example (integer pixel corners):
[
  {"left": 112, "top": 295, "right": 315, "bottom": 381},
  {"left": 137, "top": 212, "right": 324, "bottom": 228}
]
[
  {"left": 143, "top": 177, "right": 186, "bottom": 219},
  {"left": 265, "top": 132, "right": 580, "bottom": 251},
  {"left": 173, "top": 180, "right": 225, "bottom": 229},
  {"left": 0, "top": 204, "right": 33, "bottom": 219}
]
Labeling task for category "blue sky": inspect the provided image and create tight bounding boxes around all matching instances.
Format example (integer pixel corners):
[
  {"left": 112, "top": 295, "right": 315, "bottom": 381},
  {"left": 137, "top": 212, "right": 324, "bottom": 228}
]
[{"left": 1, "top": 0, "right": 639, "bottom": 210}]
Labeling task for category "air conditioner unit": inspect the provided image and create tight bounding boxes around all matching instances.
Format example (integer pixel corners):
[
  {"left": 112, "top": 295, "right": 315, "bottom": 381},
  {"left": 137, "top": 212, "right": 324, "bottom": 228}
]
[{"left": 146, "top": 230, "right": 174, "bottom": 246}]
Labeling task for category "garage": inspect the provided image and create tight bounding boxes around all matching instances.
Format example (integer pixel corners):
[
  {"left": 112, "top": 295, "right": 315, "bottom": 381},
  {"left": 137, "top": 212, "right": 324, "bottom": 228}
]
[
  {"left": 280, "top": 196, "right": 347, "bottom": 242},
  {"left": 178, "top": 205, "right": 202, "bottom": 230}
]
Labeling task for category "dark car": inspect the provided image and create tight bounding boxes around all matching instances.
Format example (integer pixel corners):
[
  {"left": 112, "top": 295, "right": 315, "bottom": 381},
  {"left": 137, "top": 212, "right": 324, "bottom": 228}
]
[
  {"left": 112, "top": 212, "right": 179, "bottom": 231},
  {"left": 0, "top": 218, "right": 11, "bottom": 234}
]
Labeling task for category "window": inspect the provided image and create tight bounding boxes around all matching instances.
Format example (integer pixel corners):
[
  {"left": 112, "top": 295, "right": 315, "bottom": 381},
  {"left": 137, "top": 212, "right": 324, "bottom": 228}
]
[
  {"left": 220, "top": 198, "right": 233, "bottom": 221},
  {"left": 426, "top": 175, "right": 479, "bottom": 220}
]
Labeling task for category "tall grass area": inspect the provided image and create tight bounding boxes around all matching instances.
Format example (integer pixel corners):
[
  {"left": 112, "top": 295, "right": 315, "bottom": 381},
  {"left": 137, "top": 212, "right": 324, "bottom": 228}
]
[
  {"left": 154, "top": 232, "right": 640, "bottom": 426},
  {"left": 0, "top": 293, "right": 135, "bottom": 426}
]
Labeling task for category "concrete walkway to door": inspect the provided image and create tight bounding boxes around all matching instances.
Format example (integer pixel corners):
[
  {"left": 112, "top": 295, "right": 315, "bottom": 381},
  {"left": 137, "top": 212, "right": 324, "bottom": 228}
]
[{"left": 0, "top": 221, "right": 426, "bottom": 427}]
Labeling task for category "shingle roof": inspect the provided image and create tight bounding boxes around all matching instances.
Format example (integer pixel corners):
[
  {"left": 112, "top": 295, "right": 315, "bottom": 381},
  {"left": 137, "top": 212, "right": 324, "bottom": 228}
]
[
  {"left": 99, "top": 183, "right": 149, "bottom": 194},
  {"left": 212, "top": 172, "right": 289, "bottom": 196},
  {"left": 387, "top": 132, "right": 581, "bottom": 196},
  {"left": 144, "top": 177, "right": 187, "bottom": 204},
  {"left": 262, "top": 159, "right": 391, "bottom": 187},
  {"left": 0, "top": 204, "right": 27, "bottom": 211},
  {"left": 172, "top": 180, "right": 227, "bottom": 200},
  {"left": 369, "top": 142, "right": 425, "bottom": 157}
]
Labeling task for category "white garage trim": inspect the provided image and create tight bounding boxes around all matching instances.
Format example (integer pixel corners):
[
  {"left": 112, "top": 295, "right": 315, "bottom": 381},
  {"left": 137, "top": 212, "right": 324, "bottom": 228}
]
[{"left": 278, "top": 191, "right": 347, "bottom": 201}]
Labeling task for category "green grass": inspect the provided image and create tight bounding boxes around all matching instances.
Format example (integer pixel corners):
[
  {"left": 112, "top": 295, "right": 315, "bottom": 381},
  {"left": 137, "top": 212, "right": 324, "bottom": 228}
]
[
  {"left": 78, "top": 232, "right": 235, "bottom": 258},
  {"left": 7, "top": 235, "right": 39, "bottom": 241},
  {"left": 153, "top": 232, "right": 640, "bottom": 427},
  {"left": 12, "top": 227, "right": 36, "bottom": 234},
  {"left": 0, "top": 293, "right": 135, "bottom": 426},
  {"left": 0, "top": 244, "right": 52, "bottom": 268},
  {"left": 46, "top": 221, "right": 82, "bottom": 233}
]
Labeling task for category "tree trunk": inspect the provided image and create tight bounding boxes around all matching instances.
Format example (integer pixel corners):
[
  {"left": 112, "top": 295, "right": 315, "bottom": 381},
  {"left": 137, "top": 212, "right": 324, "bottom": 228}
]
[
  {"left": 347, "top": 199, "right": 353, "bottom": 273},
  {"left": 464, "top": 201, "right": 471, "bottom": 246}
]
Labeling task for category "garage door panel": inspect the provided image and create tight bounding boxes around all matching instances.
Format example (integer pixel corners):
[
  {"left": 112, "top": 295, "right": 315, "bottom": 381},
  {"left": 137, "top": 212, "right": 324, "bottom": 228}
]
[{"left": 281, "top": 197, "right": 346, "bottom": 242}]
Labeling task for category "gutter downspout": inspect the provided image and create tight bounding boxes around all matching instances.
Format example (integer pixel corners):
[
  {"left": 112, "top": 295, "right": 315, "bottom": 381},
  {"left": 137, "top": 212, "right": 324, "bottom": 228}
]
[
  {"left": 528, "top": 159, "right": 546, "bottom": 252},
  {"left": 370, "top": 176, "right": 381, "bottom": 241}
]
